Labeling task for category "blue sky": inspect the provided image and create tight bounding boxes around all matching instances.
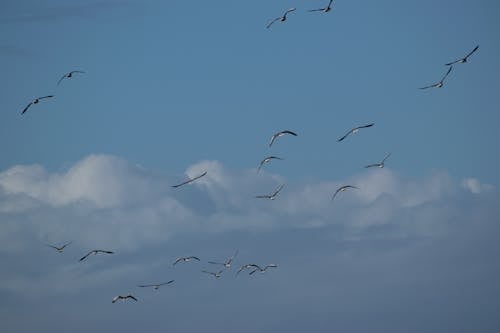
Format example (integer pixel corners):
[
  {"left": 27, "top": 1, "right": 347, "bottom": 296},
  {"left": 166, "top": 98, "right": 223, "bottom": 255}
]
[{"left": 1, "top": 1, "right": 500, "bottom": 332}]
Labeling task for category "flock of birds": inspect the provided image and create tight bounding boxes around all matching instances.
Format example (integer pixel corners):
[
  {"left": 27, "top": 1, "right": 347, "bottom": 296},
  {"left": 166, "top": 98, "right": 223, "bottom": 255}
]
[{"left": 24, "top": 1, "right": 479, "bottom": 305}]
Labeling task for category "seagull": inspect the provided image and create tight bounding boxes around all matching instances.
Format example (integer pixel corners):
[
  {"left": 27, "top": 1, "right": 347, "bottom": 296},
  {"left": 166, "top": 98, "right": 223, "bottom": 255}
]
[
  {"left": 173, "top": 256, "right": 200, "bottom": 266},
  {"left": 269, "top": 130, "right": 298, "bottom": 147},
  {"left": 112, "top": 294, "right": 138, "bottom": 303},
  {"left": 419, "top": 66, "right": 453, "bottom": 90},
  {"left": 236, "top": 264, "right": 260, "bottom": 276},
  {"left": 266, "top": 8, "right": 296, "bottom": 29},
  {"left": 79, "top": 249, "right": 114, "bottom": 262},
  {"left": 57, "top": 70, "right": 85, "bottom": 85},
  {"left": 21, "top": 95, "right": 54, "bottom": 115},
  {"left": 445, "top": 45, "right": 479, "bottom": 66},
  {"left": 337, "top": 123, "right": 374, "bottom": 142},
  {"left": 209, "top": 250, "right": 238, "bottom": 268},
  {"left": 46, "top": 241, "right": 72, "bottom": 253},
  {"left": 332, "top": 185, "right": 358, "bottom": 201},
  {"left": 249, "top": 264, "right": 278, "bottom": 275},
  {"left": 257, "top": 156, "right": 283, "bottom": 173},
  {"left": 255, "top": 184, "right": 285, "bottom": 200},
  {"left": 365, "top": 153, "right": 391, "bottom": 168},
  {"left": 308, "top": 0, "right": 334, "bottom": 12},
  {"left": 202, "top": 270, "right": 223, "bottom": 278},
  {"left": 137, "top": 280, "right": 174, "bottom": 290},
  {"left": 172, "top": 171, "right": 207, "bottom": 188}
]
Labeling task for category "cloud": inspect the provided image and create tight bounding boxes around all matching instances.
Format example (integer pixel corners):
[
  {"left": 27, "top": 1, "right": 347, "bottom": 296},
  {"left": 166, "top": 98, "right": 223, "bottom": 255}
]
[{"left": 461, "top": 177, "right": 494, "bottom": 194}]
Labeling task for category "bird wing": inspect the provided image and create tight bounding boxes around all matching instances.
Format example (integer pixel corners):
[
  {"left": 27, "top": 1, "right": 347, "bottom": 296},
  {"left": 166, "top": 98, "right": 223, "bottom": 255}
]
[
  {"left": 364, "top": 163, "right": 380, "bottom": 168},
  {"left": 46, "top": 244, "right": 60, "bottom": 250},
  {"left": 266, "top": 17, "right": 280, "bottom": 28},
  {"left": 444, "top": 59, "right": 460, "bottom": 66},
  {"left": 208, "top": 261, "right": 225, "bottom": 265},
  {"left": 71, "top": 70, "right": 86, "bottom": 74},
  {"left": 61, "top": 241, "right": 73, "bottom": 248},
  {"left": 173, "top": 258, "right": 183, "bottom": 265},
  {"left": 382, "top": 153, "right": 391, "bottom": 163},
  {"left": 128, "top": 295, "right": 138, "bottom": 301},
  {"left": 137, "top": 284, "right": 154, "bottom": 288},
  {"left": 269, "top": 133, "right": 278, "bottom": 147},
  {"left": 308, "top": 8, "right": 324, "bottom": 12},
  {"left": 337, "top": 129, "right": 352, "bottom": 142},
  {"left": 161, "top": 280, "right": 175, "bottom": 285},
  {"left": 358, "top": 123, "right": 374, "bottom": 129},
  {"left": 440, "top": 65, "right": 453, "bottom": 82},
  {"left": 97, "top": 250, "right": 114, "bottom": 254},
  {"left": 271, "top": 184, "right": 285, "bottom": 196},
  {"left": 331, "top": 188, "right": 342, "bottom": 200},
  {"left": 188, "top": 256, "right": 200, "bottom": 261},
  {"left": 172, "top": 171, "right": 207, "bottom": 188},
  {"left": 281, "top": 130, "right": 298, "bottom": 136},
  {"left": 112, "top": 296, "right": 119, "bottom": 303},
  {"left": 39, "top": 95, "right": 54, "bottom": 100},
  {"left": 464, "top": 45, "right": 479, "bottom": 59},
  {"left": 284, "top": 8, "right": 296, "bottom": 16},
  {"left": 265, "top": 264, "right": 278, "bottom": 269},
  {"left": 79, "top": 251, "right": 93, "bottom": 261},
  {"left": 21, "top": 101, "right": 33, "bottom": 114},
  {"left": 202, "top": 270, "right": 215, "bottom": 276},
  {"left": 255, "top": 194, "right": 271, "bottom": 199},
  {"left": 419, "top": 83, "right": 438, "bottom": 90},
  {"left": 57, "top": 74, "right": 67, "bottom": 85}
]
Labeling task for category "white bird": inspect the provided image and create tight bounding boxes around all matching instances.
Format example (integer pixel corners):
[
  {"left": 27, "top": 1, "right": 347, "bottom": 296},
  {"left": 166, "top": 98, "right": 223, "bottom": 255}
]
[
  {"left": 249, "top": 264, "right": 278, "bottom": 275},
  {"left": 337, "top": 123, "right": 374, "bottom": 142},
  {"left": 46, "top": 241, "right": 72, "bottom": 253},
  {"left": 57, "top": 70, "right": 85, "bottom": 85},
  {"left": 257, "top": 156, "right": 283, "bottom": 173},
  {"left": 209, "top": 250, "right": 238, "bottom": 268},
  {"left": 137, "top": 280, "right": 174, "bottom": 290},
  {"left": 79, "top": 249, "right": 114, "bottom": 262},
  {"left": 236, "top": 264, "right": 261, "bottom": 276},
  {"left": 172, "top": 171, "right": 207, "bottom": 188},
  {"left": 202, "top": 270, "right": 223, "bottom": 278},
  {"left": 266, "top": 8, "right": 296, "bottom": 29},
  {"left": 308, "top": 0, "right": 334, "bottom": 13},
  {"left": 21, "top": 95, "right": 54, "bottom": 115},
  {"left": 332, "top": 185, "right": 358, "bottom": 201},
  {"left": 255, "top": 184, "right": 285, "bottom": 200},
  {"left": 173, "top": 256, "right": 200, "bottom": 266},
  {"left": 112, "top": 294, "right": 138, "bottom": 303},
  {"left": 365, "top": 153, "right": 391, "bottom": 168},
  {"left": 269, "top": 130, "right": 298, "bottom": 147},
  {"left": 445, "top": 45, "right": 479, "bottom": 66},
  {"left": 419, "top": 66, "right": 453, "bottom": 90}
]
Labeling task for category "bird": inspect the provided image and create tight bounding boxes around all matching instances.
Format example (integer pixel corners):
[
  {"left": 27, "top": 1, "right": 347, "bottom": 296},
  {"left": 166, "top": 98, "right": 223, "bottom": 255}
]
[
  {"left": 21, "top": 95, "right": 54, "bottom": 115},
  {"left": 255, "top": 184, "right": 285, "bottom": 200},
  {"left": 269, "top": 130, "right": 298, "bottom": 147},
  {"left": 202, "top": 270, "right": 223, "bottom": 278},
  {"left": 208, "top": 250, "right": 238, "bottom": 268},
  {"left": 249, "top": 264, "right": 278, "bottom": 275},
  {"left": 445, "top": 45, "right": 479, "bottom": 66},
  {"left": 173, "top": 256, "right": 200, "bottom": 266},
  {"left": 332, "top": 185, "right": 358, "bottom": 201},
  {"left": 365, "top": 153, "right": 391, "bottom": 168},
  {"left": 57, "top": 70, "right": 85, "bottom": 85},
  {"left": 236, "top": 264, "right": 260, "bottom": 276},
  {"left": 257, "top": 156, "right": 283, "bottom": 173},
  {"left": 308, "top": 0, "right": 334, "bottom": 12},
  {"left": 137, "top": 280, "right": 174, "bottom": 290},
  {"left": 267, "top": 8, "right": 296, "bottom": 28},
  {"left": 337, "top": 123, "right": 374, "bottom": 142},
  {"left": 112, "top": 294, "right": 138, "bottom": 303},
  {"left": 46, "top": 241, "right": 72, "bottom": 253},
  {"left": 172, "top": 171, "right": 207, "bottom": 188},
  {"left": 419, "top": 66, "right": 453, "bottom": 90},
  {"left": 79, "top": 249, "right": 114, "bottom": 262}
]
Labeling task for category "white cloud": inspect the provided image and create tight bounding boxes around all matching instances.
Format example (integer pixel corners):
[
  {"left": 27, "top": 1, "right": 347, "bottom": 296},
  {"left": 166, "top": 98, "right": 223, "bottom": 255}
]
[{"left": 461, "top": 177, "right": 494, "bottom": 194}]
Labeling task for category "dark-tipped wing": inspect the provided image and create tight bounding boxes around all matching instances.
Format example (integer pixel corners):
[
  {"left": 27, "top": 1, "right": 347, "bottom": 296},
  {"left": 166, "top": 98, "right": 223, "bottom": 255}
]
[
  {"left": 188, "top": 256, "right": 200, "bottom": 261},
  {"left": 440, "top": 65, "right": 453, "bottom": 82},
  {"left": 364, "top": 163, "right": 381, "bottom": 168},
  {"left": 419, "top": 83, "right": 439, "bottom": 90},
  {"left": 39, "top": 95, "right": 54, "bottom": 100},
  {"left": 357, "top": 123, "right": 374, "bottom": 130},
  {"left": 128, "top": 295, "right": 138, "bottom": 301},
  {"left": 266, "top": 17, "right": 280, "bottom": 29},
  {"left": 46, "top": 244, "right": 60, "bottom": 250},
  {"left": 21, "top": 101, "right": 33, "bottom": 114},
  {"left": 464, "top": 45, "right": 479, "bottom": 59},
  {"left": 308, "top": 8, "right": 324, "bottom": 12},
  {"left": 284, "top": 8, "right": 296, "bottom": 16},
  {"left": 173, "top": 258, "right": 183, "bottom": 265},
  {"left": 172, "top": 171, "right": 207, "bottom": 188},
  {"left": 79, "top": 251, "right": 93, "bottom": 261},
  {"left": 97, "top": 250, "right": 114, "bottom": 255},
  {"left": 71, "top": 70, "right": 86, "bottom": 74},
  {"left": 57, "top": 74, "right": 68, "bottom": 85},
  {"left": 381, "top": 153, "right": 391, "bottom": 163},
  {"left": 271, "top": 183, "right": 285, "bottom": 196},
  {"left": 337, "top": 129, "right": 353, "bottom": 142}
]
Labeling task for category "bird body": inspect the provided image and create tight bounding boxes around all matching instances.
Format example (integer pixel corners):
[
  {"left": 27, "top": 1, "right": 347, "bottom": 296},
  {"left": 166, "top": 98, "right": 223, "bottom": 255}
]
[
  {"left": 202, "top": 270, "right": 223, "bottom": 278},
  {"left": 445, "top": 45, "right": 479, "bottom": 66},
  {"left": 257, "top": 156, "right": 283, "bottom": 173},
  {"left": 79, "top": 249, "right": 114, "bottom": 262},
  {"left": 47, "top": 241, "right": 72, "bottom": 253},
  {"left": 209, "top": 250, "right": 238, "bottom": 268},
  {"left": 21, "top": 95, "right": 54, "bottom": 114},
  {"left": 112, "top": 294, "right": 138, "bottom": 303},
  {"left": 308, "top": 0, "right": 334, "bottom": 12},
  {"left": 267, "top": 8, "right": 296, "bottom": 28},
  {"left": 249, "top": 264, "right": 278, "bottom": 275},
  {"left": 57, "top": 70, "right": 85, "bottom": 85},
  {"left": 269, "top": 130, "right": 298, "bottom": 147},
  {"left": 332, "top": 185, "right": 358, "bottom": 201},
  {"left": 365, "top": 153, "right": 391, "bottom": 168},
  {"left": 173, "top": 256, "right": 200, "bottom": 266},
  {"left": 419, "top": 66, "right": 453, "bottom": 90},
  {"left": 236, "top": 264, "right": 261, "bottom": 276},
  {"left": 255, "top": 184, "right": 285, "bottom": 200},
  {"left": 337, "top": 123, "right": 374, "bottom": 142},
  {"left": 172, "top": 171, "right": 207, "bottom": 188}
]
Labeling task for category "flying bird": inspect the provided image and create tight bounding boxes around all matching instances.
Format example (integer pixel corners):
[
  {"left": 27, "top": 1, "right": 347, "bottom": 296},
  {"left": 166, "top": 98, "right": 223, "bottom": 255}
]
[
  {"left": 255, "top": 184, "right": 285, "bottom": 200},
  {"left": 419, "top": 66, "right": 453, "bottom": 90},
  {"left": 337, "top": 123, "right": 374, "bottom": 142},
  {"left": 172, "top": 171, "right": 207, "bottom": 188},
  {"left": 173, "top": 256, "right": 200, "bottom": 266},
  {"left": 445, "top": 45, "right": 479, "bottom": 66},
  {"left": 308, "top": 0, "right": 334, "bottom": 12},
  {"left": 46, "top": 241, "right": 72, "bottom": 253},
  {"left": 79, "top": 249, "right": 114, "bottom": 262},
  {"left": 57, "top": 70, "right": 85, "bottom": 85},
  {"left": 21, "top": 95, "right": 54, "bottom": 115},
  {"left": 332, "top": 185, "right": 358, "bottom": 201},
  {"left": 209, "top": 250, "right": 238, "bottom": 268},
  {"left": 202, "top": 270, "right": 223, "bottom": 278},
  {"left": 236, "top": 264, "right": 261, "bottom": 276},
  {"left": 137, "top": 280, "right": 174, "bottom": 290},
  {"left": 267, "top": 8, "right": 296, "bottom": 29},
  {"left": 249, "top": 264, "right": 278, "bottom": 275},
  {"left": 112, "top": 294, "right": 138, "bottom": 303},
  {"left": 365, "top": 153, "right": 391, "bottom": 168},
  {"left": 269, "top": 130, "right": 298, "bottom": 147},
  {"left": 257, "top": 156, "right": 283, "bottom": 173}
]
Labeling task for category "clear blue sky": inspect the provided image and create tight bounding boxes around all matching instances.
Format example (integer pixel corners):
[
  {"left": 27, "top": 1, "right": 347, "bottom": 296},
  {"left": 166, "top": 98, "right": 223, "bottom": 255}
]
[{"left": 1, "top": 1, "right": 499, "bottom": 332}]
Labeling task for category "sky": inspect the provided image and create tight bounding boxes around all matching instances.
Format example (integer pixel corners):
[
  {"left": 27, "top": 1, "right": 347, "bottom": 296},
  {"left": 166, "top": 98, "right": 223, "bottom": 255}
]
[{"left": 1, "top": 0, "right": 500, "bottom": 332}]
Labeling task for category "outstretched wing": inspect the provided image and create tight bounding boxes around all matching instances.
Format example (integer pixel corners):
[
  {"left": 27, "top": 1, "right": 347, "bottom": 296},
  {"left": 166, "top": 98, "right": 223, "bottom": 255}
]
[
  {"left": 464, "top": 45, "right": 479, "bottom": 59},
  {"left": 381, "top": 153, "right": 391, "bottom": 163},
  {"left": 266, "top": 17, "right": 280, "bottom": 29},
  {"left": 172, "top": 171, "right": 207, "bottom": 188},
  {"left": 364, "top": 163, "right": 380, "bottom": 168},
  {"left": 337, "top": 129, "right": 352, "bottom": 142},
  {"left": 419, "top": 83, "right": 438, "bottom": 90},
  {"left": 21, "top": 101, "right": 33, "bottom": 114},
  {"left": 440, "top": 65, "right": 453, "bottom": 82},
  {"left": 79, "top": 251, "right": 93, "bottom": 262}
]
